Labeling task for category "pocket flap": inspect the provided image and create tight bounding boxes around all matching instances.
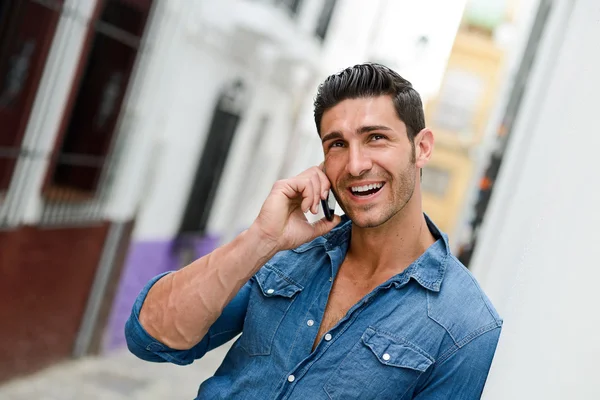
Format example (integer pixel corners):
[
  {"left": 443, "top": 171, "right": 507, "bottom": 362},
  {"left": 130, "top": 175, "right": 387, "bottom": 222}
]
[
  {"left": 361, "top": 328, "right": 434, "bottom": 372},
  {"left": 254, "top": 265, "right": 303, "bottom": 298}
]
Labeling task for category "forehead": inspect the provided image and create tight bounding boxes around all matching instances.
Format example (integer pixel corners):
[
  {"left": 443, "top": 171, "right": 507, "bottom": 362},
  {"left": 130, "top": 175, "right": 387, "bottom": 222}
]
[{"left": 320, "top": 95, "right": 406, "bottom": 135}]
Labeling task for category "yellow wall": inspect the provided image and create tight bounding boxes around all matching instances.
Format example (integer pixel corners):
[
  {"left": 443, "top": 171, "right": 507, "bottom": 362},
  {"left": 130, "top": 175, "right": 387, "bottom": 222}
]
[
  {"left": 423, "top": 29, "right": 505, "bottom": 235},
  {"left": 422, "top": 148, "right": 473, "bottom": 234}
]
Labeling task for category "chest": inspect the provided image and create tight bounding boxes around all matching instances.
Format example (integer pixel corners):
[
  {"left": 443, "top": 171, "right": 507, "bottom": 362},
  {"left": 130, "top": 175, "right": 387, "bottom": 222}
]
[
  {"left": 313, "top": 269, "right": 383, "bottom": 349},
  {"left": 237, "top": 264, "right": 439, "bottom": 400}
]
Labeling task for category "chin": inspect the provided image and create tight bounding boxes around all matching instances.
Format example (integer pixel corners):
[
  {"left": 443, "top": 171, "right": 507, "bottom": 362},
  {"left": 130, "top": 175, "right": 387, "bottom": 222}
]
[{"left": 347, "top": 211, "right": 389, "bottom": 229}]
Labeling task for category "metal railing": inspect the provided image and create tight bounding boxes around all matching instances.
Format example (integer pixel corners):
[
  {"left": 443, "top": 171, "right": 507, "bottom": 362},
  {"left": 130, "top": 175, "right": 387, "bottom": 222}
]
[
  {"left": 0, "top": 0, "right": 149, "bottom": 228},
  {"left": 0, "top": 140, "right": 118, "bottom": 228}
]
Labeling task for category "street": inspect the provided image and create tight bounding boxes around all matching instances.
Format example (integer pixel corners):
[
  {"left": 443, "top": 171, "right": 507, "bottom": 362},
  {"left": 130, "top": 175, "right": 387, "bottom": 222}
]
[{"left": 0, "top": 342, "right": 232, "bottom": 399}]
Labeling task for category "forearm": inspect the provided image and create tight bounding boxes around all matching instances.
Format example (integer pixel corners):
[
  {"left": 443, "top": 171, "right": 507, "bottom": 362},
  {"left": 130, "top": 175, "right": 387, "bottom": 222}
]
[{"left": 138, "top": 225, "right": 278, "bottom": 350}]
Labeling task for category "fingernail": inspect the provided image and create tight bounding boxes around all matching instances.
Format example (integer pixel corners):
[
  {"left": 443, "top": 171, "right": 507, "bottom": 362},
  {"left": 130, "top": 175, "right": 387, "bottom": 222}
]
[{"left": 322, "top": 191, "right": 328, "bottom": 199}]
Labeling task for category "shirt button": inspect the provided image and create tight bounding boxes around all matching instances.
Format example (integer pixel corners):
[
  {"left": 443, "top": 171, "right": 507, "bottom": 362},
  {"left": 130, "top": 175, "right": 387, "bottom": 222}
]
[
  {"left": 307, "top": 319, "right": 314, "bottom": 327},
  {"left": 324, "top": 333, "right": 332, "bottom": 341},
  {"left": 288, "top": 375, "right": 295, "bottom": 382},
  {"left": 382, "top": 353, "right": 391, "bottom": 361},
  {"left": 266, "top": 289, "right": 275, "bottom": 294}
]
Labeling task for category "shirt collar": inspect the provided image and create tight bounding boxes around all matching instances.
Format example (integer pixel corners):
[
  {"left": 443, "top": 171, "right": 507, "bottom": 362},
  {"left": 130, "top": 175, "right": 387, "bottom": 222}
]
[{"left": 323, "top": 213, "right": 449, "bottom": 292}]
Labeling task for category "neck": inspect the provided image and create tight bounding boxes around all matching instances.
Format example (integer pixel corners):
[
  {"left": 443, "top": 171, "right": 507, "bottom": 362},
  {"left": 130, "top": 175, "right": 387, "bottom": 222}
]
[{"left": 346, "top": 190, "right": 436, "bottom": 279}]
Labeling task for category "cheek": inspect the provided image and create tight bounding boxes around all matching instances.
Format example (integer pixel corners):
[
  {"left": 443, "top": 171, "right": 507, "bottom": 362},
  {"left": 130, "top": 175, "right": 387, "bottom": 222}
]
[
  {"left": 324, "top": 151, "right": 346, "bottom": 174},
  {"left": 373, "top": 151, "right": 403, "bottom": 172}
]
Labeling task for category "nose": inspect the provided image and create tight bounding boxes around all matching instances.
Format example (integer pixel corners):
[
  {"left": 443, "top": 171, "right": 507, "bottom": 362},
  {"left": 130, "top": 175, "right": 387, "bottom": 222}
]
[{"left": 346, "top": 145, "right": 372, "bottom": 177}]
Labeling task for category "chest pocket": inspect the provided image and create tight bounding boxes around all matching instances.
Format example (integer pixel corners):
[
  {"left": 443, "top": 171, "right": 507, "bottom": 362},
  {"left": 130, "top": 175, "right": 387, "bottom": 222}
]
[
  {"left": 324, "top": 327, "right": 434, "bottom": 400},
  {"left": 239, "top": 265, "right": 303, "bottom": 356}
]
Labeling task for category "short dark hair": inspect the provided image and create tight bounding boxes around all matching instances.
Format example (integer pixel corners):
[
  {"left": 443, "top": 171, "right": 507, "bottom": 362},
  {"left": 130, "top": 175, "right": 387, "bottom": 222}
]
[{"left": 313, "top": 63, "right": 425, "bottom": 140}]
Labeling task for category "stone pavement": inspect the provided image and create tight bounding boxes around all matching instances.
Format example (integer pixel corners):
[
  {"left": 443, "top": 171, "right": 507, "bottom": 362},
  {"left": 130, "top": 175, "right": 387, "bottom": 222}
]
[{"left": 0, "top": 342, "right": 232, "bottom": 400}]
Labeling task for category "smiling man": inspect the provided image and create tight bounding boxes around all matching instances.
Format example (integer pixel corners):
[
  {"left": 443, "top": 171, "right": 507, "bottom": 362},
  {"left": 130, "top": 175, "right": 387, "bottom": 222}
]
[{"left": 125, "top": 63, "right": 502, "bottom": 399}]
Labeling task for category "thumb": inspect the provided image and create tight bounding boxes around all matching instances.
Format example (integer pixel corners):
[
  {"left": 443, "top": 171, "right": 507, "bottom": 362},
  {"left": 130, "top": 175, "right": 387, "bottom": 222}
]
[{"left": 311, "top": 215, "right": 342, "bottom": 238}]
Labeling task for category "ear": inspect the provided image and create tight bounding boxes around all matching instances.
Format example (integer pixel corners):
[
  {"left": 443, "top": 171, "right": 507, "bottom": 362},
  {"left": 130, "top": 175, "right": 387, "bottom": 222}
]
[{"left": 414, "top": 128, "right": 434, "bottom": 169}]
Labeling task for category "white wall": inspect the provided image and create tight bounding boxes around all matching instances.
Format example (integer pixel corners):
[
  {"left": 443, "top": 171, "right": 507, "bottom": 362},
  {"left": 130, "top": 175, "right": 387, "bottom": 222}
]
[
  {"left": 319, "top": 0, "right": 466, "bottom": 101},
  {"left": 105, "top": 0, "right": 187, "bottom": 223},
  {"left": 126, "top": 26, "right": 238, "bottom": 240},
  {"left": 367, "top": 0, "right": 468, "bottom": 103},
  {"left": 470, "top": 0, "right": 600, "bottom": 397},
  {"left": 126, "top": 0, "right": 321, "bottom": 241},
  {"left": 208, "top": 79, "right": 295, "bottom": 240}
]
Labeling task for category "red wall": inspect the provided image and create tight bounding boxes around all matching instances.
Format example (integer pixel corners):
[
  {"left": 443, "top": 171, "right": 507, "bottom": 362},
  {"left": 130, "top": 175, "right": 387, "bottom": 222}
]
[{"left": 0, "top": 223, "right": 109, "bottom": 381}]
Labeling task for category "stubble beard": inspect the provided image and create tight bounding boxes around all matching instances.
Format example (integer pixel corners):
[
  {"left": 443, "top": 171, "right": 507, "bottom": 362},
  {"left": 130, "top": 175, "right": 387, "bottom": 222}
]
[{"left": 338, "top": 149, "right": 418, "bottom": 229}]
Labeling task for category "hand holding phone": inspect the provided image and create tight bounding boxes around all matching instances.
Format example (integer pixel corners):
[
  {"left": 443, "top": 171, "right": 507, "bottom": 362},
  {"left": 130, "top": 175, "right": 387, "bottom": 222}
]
[{"left": 253, "top": 165, "right": 339, "bottom": 251}]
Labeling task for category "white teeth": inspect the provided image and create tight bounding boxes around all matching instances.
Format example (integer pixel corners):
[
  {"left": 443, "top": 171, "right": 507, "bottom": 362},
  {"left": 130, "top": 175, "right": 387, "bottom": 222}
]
[{"left": 351, "top": 183, "right": 383, "bottom": 193}]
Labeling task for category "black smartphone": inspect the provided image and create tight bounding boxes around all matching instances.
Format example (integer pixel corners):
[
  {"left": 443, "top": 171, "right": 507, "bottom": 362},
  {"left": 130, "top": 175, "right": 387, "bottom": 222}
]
[{"left": 321, "top": 190, "right": 336, "bottom": 221}]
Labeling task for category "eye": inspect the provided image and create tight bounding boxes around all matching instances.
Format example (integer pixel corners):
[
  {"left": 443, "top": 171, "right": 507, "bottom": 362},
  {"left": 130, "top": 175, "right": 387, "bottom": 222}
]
[
  {"left": 329, "top": 140, "right": 345, "bottom": 148},
  {"left": 370, "top": 134, "right": 386, "bottom": 141}
]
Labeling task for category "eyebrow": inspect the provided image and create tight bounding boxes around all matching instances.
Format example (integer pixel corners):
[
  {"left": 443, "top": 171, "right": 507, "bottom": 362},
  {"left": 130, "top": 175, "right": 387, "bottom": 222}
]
[{"left": 321, "top": 125, "right": 393, "bottom": 144}]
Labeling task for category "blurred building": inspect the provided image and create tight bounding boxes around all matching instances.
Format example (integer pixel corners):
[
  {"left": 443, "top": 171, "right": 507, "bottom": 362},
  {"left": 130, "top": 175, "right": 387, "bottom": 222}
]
[
  {"left": 0, "top": 0, "right": 336, "bottom": 381},
  {"left": 468, "top": 0, "right": 600, "bottom": 397},
  {"left": 422, "top": 1, "right": 509, "bottom": 236},
  {"left": 452, "top": 0, "right": 549, "bottom": 262},
  {"left": 0, "top": 0, "right": 156, "bottom": 381}
]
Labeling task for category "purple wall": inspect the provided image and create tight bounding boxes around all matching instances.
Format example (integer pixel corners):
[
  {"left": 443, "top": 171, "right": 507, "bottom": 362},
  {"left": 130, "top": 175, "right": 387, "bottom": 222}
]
[{"left": 103, "top": 236, "right": 219, "bottom": 352}]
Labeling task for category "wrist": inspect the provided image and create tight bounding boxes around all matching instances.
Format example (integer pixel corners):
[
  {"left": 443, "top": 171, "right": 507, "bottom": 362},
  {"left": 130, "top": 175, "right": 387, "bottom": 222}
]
[{"left": 246, "top": 223, "right": 281, "bottom": 261}]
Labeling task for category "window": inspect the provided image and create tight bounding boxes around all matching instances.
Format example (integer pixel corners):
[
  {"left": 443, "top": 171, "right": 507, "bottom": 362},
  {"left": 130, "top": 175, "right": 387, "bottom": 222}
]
[
  {"left": 432, "top": 69, "right": 485, "bottom": 136},
  {"left": 178, "top": 79, "right": 248, "bottom": 236},
  {"left": 315, "top": 0, "right": 337, "bottom": 41},
  {"left": 44, "top": 0, "right": 153, "bottom": 201},
  {"left": 0, "top": 0, "right": 64, "bottom": 192}
]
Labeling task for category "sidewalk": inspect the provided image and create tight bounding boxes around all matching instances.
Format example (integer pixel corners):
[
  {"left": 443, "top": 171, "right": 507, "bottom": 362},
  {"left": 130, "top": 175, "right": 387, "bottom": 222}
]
[{"left": 0, "top": 343, "right": 232, "bottom": 400}]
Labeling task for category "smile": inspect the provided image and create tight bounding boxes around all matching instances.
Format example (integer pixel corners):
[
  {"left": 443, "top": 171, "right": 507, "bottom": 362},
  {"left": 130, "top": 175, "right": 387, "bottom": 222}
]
[{"left": 349, "top": 182, "right": 384, "bottom": 197}]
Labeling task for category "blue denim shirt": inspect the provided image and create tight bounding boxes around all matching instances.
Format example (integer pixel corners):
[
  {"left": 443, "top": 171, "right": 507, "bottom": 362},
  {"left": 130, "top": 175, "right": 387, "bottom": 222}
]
[{"left": 125, "top": 215, "right": 502, "bottom": 399}]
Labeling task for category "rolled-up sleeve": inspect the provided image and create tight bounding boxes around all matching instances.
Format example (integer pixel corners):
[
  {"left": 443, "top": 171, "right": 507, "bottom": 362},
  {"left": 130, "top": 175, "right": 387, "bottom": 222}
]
[
  {"left": 124, "top": 271, "right": 251, "bottom": 365},
  {"left": 413, "top": 325, "right": 502, "bottom": 399}
]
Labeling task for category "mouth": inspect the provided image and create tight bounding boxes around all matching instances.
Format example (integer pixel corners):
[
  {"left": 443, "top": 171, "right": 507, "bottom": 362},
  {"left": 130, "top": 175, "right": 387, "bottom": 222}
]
[{"left": 348, "top": 182, "right": 385, "bottom": 198}]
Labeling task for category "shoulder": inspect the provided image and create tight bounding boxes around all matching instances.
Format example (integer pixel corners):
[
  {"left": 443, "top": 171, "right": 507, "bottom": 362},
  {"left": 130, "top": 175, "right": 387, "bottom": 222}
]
[
  {"left": 254, "top": 235, "right": 330, "bottom": 289},
  {"left": 257, "top": 218, "right": 352, "bottom": 284},
  {"left": 427, "top": 255, "right": 502, "bottom": 349}
]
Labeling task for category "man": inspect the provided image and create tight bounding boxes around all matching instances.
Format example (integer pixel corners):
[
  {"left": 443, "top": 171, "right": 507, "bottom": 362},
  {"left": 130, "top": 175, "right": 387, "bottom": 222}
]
[{"left": 125, "top": 63, "right": 502, "bottom": 399}]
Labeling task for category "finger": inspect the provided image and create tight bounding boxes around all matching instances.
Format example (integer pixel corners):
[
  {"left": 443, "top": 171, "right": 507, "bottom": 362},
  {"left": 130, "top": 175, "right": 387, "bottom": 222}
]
[
  {"left": 309, "top": 173, "right": 322, "bottom": 214},
  {"left": 276, "top": 178, "right": 312, "bottom": 213},
  {"left": 315, "top": 167, "right": 331, "bottom": 200},
  {"left": 297, "top": 169, "right": 324, "bottom": 211},
  {"left": 295, "top": 178, "right": 315, "bottom": 213},
  {"left": 311, "top": 214, "right": 342, "bottom": 237},
  {"left": 278, "top": 177, "right": 310, "bottom": 199}
]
